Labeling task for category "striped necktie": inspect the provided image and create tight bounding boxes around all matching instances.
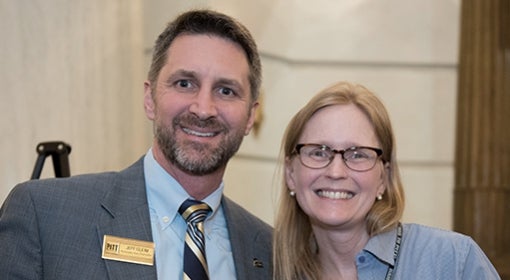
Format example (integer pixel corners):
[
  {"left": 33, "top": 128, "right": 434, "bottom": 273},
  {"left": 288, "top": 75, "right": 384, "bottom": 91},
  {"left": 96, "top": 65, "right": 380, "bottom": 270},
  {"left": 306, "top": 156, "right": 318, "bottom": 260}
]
[{"left": 179, "top": 199, "right": 211, "bottom": 280}]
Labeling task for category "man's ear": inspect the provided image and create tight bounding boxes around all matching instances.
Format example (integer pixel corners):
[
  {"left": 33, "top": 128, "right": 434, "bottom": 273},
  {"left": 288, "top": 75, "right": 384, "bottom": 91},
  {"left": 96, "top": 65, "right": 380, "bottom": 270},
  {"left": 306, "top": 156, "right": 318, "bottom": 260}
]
[
  {"left": 144, "top": 81, "right": 156, "bottom": 120},
  {"left": 244, "top": 101, "right": 260, "bottom": 135}
]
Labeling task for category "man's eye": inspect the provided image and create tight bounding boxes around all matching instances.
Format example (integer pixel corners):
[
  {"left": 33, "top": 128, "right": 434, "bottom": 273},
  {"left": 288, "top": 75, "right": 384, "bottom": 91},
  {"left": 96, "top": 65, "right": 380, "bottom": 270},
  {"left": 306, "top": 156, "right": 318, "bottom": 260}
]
[
  {"left": 219, "top": 87, "right": 235, "bottom": 96},
  {"left": 176, "top": 80, "right": 192, "bottom": 88}
]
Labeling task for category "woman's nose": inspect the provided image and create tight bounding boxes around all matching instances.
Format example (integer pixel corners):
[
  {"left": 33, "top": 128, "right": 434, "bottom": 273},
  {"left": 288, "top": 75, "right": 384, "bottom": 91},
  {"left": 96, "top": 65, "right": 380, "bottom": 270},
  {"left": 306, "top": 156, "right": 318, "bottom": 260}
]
[{"left": 325, "top": 154, "right": 349, "bottom": 178}]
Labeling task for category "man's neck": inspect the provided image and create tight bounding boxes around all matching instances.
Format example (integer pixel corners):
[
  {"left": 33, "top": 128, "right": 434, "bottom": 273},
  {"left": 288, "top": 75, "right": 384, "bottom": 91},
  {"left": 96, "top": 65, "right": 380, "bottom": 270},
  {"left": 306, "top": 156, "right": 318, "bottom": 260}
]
[{"left": 151, "top": 145, "right": 225, "bottom": 200}]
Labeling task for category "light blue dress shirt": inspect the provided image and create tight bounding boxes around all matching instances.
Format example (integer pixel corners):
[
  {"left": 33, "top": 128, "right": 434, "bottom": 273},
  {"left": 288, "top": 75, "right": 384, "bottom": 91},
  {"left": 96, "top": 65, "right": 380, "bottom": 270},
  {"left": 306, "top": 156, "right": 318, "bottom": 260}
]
[
  {"left": 144, "top": 149, "right": 237, "bottom": 280},
  {"left": 356, "top": 223, "right": 501, "bottom": 279}
]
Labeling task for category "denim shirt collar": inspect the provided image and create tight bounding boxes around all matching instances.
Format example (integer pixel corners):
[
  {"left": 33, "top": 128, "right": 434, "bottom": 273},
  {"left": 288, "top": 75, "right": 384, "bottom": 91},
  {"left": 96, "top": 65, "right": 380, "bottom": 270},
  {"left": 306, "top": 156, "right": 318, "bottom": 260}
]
[{"left": 363, "top": 225, "right": 399, "bottom": 266}]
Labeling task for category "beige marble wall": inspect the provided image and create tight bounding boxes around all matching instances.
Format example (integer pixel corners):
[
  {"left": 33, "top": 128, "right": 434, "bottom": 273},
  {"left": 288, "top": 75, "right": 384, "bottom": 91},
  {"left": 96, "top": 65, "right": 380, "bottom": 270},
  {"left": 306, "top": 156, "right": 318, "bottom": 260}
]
[
  {"left": 1, "top": 0, "right": 460, "bottom": 230},
  {"left": 0, "top": 1, "right": 152, "bottom": 202},
  {"left": 161, "top": 0, "right": 459, "bottom": 229}
]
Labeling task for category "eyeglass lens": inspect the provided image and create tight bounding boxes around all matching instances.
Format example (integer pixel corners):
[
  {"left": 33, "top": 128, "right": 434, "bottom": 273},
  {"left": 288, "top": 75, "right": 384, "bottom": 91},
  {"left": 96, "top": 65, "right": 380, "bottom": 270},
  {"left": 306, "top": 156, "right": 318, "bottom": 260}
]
[{"left": 297, "top": 144, "right": 381, "bottom": 171}]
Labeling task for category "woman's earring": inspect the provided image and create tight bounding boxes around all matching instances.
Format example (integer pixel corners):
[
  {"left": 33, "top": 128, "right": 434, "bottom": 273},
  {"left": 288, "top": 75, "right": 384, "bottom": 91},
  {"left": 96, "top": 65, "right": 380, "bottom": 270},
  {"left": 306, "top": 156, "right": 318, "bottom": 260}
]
[
  {"left": 376, "top": 194, "right": 383, "bottom": 201},
  {"left": 289, "top": 191, "right": 296, "bottom": 197}
]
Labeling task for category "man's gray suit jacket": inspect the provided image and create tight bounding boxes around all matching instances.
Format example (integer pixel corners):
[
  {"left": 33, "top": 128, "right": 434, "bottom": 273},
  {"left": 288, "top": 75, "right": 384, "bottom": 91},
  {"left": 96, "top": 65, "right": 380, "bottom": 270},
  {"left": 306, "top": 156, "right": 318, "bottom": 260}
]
[{"left": 0, "top": 158, "right": 273, "bottom": 279}]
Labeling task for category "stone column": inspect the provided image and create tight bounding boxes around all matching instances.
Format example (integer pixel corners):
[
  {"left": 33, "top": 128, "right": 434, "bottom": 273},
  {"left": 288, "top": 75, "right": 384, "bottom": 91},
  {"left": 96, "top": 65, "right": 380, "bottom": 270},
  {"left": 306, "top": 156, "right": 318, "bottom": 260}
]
[{"left": 454, "top": 0, "right": 510, "bottom": 278}]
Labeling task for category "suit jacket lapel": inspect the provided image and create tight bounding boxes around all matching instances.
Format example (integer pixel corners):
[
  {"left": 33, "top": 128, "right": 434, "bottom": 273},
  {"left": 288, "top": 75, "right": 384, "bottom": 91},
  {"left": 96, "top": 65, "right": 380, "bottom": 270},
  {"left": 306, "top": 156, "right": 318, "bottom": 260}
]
[
  {"left": 222, "top": 196, "right": 272, "bottom": 280},
  {"left": 96, "top": 159, "right": 157, "bottom": 280}
]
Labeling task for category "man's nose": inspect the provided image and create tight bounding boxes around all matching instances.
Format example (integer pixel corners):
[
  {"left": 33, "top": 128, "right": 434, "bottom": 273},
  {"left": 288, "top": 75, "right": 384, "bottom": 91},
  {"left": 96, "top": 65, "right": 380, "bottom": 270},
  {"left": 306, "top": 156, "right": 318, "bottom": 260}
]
[{"left": 189, "top": 90, "right": 218, "bottom": 119}]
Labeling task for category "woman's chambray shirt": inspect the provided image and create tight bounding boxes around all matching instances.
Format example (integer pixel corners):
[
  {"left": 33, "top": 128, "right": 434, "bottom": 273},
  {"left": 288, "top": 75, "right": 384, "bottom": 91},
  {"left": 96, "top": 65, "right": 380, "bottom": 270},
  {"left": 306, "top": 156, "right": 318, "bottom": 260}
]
[{"left": 356, "top": 223, "right": 500, "bottom": 279}]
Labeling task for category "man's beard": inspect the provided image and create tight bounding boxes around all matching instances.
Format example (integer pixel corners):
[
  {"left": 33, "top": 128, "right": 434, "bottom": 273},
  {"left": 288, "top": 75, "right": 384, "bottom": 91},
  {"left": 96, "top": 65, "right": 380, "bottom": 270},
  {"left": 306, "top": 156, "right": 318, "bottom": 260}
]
[{"left": 155, "top": 114, "right": 245, "bottom": 176}]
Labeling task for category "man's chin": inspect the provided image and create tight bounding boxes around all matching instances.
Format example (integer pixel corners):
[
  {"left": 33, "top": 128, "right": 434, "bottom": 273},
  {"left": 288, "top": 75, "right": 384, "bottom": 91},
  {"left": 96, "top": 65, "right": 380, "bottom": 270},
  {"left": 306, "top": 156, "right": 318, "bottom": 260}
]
[
  {"left": 174, "top": 158, "right": 223, "bottom": 176},
  {"left": 168, "top": 147, "right": 224, "bottom": 175}
]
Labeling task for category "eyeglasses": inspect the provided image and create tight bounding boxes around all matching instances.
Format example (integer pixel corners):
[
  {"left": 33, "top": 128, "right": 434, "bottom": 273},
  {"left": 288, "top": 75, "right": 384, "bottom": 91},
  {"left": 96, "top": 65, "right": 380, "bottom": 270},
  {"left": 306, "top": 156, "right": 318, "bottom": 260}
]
[{"left": 294, "top": 144, "right": 383, "bottom": 172}]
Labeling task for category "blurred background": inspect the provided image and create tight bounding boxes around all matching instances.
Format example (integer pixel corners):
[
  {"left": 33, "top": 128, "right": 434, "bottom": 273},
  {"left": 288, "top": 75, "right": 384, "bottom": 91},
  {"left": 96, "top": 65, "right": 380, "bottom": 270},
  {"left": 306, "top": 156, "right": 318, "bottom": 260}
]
[{"left": 0, "top": 0, "right": 460, "bottom": 228}]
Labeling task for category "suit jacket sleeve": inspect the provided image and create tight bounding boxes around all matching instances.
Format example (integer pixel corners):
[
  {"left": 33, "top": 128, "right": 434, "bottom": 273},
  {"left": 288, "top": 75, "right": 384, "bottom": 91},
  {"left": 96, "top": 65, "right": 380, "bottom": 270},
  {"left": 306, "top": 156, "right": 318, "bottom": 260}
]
[{"left": 0, "top": 183, "right": 44, "bottom": 279}]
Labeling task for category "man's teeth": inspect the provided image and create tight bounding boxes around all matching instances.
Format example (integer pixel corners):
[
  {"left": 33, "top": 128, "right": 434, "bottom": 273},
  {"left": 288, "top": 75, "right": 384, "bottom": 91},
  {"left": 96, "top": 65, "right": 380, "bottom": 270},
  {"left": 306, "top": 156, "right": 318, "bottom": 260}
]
[
  {"left": 317, "top": 190, "right": 354, "bottom": 199},
  {"left": 182, "top": 128, "right": 215, "bottom": 137}
]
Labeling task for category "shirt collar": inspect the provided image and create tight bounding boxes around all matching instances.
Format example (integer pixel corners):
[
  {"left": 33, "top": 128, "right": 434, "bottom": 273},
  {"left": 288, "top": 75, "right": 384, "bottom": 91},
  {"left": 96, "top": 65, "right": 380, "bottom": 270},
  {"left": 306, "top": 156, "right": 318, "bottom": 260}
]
[
  {"left": 363, "top": 225, "right": 399, "bottom": 266},
  {"left": 144, "top": 148, "right": 223, "bottom": 225}
]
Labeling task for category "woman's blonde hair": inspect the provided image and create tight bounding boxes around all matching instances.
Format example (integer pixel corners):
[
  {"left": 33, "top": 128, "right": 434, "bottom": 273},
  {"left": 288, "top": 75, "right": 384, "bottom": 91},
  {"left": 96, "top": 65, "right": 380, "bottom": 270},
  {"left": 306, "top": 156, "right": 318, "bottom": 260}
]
[{"left": 273, "top": 81, "right": 405, "bottom": 280}]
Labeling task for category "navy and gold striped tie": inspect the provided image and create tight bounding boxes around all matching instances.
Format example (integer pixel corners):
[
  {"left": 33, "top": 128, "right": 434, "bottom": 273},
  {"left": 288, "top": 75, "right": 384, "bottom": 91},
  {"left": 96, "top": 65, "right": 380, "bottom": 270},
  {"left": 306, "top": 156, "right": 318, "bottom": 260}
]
[{"left": 179, "top": 199, "right": 211, "bottom": 280}]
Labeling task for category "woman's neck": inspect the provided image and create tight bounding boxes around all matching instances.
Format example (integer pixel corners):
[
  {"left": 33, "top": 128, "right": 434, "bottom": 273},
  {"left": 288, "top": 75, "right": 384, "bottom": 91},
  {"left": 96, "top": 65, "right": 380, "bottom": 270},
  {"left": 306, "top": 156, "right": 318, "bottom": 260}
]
[{"left": 313, "top": 224, "right": 370, "bottom": 280}]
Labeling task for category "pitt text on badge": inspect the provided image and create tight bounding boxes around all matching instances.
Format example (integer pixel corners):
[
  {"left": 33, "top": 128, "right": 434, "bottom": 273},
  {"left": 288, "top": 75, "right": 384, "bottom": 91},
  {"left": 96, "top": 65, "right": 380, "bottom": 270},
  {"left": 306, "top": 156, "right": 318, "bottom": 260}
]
[{"left": 102, "top": 235, "right": 155, "bottom": 266}]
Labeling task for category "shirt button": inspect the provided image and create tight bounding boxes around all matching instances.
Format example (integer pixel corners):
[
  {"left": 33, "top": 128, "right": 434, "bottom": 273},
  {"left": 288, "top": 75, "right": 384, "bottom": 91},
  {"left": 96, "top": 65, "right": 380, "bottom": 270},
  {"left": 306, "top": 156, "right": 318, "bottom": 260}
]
[
  {"left": 358, "top": 256, "right": 366, "bottom": 263},
  {"left": 162, "top": 216, "right": 170, "bottom": 223}
]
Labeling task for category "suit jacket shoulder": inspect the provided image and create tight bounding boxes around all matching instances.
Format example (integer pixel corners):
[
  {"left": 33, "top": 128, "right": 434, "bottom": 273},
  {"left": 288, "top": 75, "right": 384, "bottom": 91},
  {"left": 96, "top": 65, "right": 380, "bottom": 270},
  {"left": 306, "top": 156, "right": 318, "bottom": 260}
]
[
  {"left": 222, "top": 196, "right": 273, "bottom": 280},
  {"left": 0, "top": 158, "right": 157, "bottom": 280}
]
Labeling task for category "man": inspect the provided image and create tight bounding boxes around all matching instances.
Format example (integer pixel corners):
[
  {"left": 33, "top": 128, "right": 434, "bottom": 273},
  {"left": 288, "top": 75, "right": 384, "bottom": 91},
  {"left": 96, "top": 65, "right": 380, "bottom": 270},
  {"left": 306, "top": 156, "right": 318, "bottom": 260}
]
[{"left": 0, "top": 9, "right": 272, "bottom": 280}]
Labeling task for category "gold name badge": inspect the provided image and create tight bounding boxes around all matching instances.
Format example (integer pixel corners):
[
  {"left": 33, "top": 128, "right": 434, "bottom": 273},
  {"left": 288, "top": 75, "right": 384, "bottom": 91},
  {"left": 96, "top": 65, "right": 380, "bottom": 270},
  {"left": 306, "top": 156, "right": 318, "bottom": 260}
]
[{"left": 102, "top": 235, "right": 155, "bottom": 266}]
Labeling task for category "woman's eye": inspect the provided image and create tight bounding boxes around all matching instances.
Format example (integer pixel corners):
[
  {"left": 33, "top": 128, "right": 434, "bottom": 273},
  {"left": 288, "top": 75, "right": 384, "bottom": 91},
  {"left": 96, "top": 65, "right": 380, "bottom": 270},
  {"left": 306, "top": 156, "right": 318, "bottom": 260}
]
[
  {"left": 350, "top": 151, "right": 369, "bottom": 159},
  {"left": 310, "top": 149, "right": 329, "bottom": 158}
]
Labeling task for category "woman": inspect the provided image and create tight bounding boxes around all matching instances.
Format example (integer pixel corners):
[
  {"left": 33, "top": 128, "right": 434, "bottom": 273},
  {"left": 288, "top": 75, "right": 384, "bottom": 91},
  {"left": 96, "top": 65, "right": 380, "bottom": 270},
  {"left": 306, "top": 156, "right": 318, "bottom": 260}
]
[{"left": 273, "top": 81, "right": 499, "bottom": 279}]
